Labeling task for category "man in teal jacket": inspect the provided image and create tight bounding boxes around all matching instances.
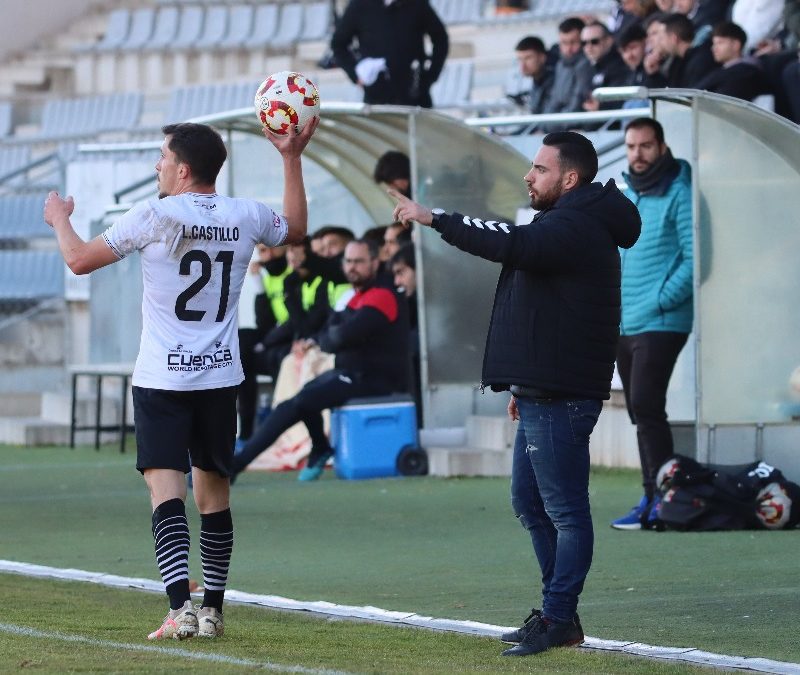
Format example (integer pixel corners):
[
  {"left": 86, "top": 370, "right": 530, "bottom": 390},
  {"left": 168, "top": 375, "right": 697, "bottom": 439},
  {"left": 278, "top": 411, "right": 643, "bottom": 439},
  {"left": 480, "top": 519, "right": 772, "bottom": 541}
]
[{"left": 612, "top": 117, "right": 693, "bottom": 530}]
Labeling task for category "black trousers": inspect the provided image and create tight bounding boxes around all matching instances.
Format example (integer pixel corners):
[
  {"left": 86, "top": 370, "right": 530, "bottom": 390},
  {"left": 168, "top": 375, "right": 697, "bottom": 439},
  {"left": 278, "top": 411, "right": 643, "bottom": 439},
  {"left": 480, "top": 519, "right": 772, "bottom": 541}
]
[
  {"left": 616, "top": 331, "right": 688, "bottom": 498},
  {"left": 232, "top": 369, "right": 388, "bottom": 474}
]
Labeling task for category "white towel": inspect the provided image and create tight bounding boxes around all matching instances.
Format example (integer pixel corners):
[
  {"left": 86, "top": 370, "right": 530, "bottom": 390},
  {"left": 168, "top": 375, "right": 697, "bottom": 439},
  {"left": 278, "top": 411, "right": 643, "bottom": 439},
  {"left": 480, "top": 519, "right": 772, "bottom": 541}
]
[{"left": 355, "top": 57, "right": 388, "bottom": 86}]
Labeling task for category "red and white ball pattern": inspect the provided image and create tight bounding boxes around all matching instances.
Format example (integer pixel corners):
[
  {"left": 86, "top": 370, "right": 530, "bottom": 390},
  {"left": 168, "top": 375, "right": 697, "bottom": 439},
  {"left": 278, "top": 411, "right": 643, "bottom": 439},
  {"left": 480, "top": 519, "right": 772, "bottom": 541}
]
[{"left": 254, "top": 71, "right": 320, "bottom": 135}]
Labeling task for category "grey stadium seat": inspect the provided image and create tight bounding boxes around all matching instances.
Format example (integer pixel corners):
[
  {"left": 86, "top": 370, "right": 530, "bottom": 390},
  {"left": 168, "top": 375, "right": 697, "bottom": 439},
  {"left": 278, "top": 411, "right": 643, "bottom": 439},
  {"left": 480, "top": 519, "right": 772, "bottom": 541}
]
[
  {"left": 270, "top": 3, "right": 304, "bottom": 49},
  {"left": 173, "top": 6, "right": 205, "bottom": 49},
  {"left": 431, "top": 59, "right": 474, "bottom": 107},
  {"left": 301, "top": 2, "right": 332, "bottom": 41},
  {"left": 0, "top": 102, "right": 12, "bottom": 137},
  {"left": 195, "top": 5, "right": 229, "bottom": 50},
  {"left": 244, "top": 4, "right": 279, "bottom": 49},
  {"left": 95, "top": 9, "right": 131, "bottom": 52},
  {"left": 0, "top": 145, "right": 31, "bottom": 179},
  {"left": 0, "top": 193, "right": 52, "bottom": 240},
  {"left": 146, "top": 6, "right": 180, "bottom": 50},
  {"left": 119, "top": 8, "right": 156, "bottom": 51},
  {"left": 219, "top": 4, "right": 254, "bottom": 49},
  {"left": 0, "top": 250, "right": 64, "bottom": 300}
]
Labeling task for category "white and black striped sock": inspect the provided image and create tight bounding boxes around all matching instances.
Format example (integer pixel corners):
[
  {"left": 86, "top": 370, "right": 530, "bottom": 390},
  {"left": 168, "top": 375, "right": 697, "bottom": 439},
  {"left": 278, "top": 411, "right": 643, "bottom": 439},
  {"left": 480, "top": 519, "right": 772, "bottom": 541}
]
[
  {"left": 200, "top": 508, "right": 233, "bottom": 612},
  {"left": 152, "top": 498, "right": 191, "bottom": 610}
]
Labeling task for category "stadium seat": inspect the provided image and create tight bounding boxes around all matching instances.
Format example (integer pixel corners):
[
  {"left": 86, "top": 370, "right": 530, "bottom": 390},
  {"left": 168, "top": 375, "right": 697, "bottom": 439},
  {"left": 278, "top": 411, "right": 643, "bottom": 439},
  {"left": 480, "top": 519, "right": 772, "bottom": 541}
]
[
  {"left": 270, "top": 3, "right": 304, "bottom": 49},
  {"left": 301, "top": 2, "right": 332, "bottom": 41},
  {"left": 119, "top": 8, "right": 156, "bottom": 51},
  {"left": 0, "top": 250, "right": 64, "bottom": 300},
  {"left": 0, "top": 193, "right": 53, "bottom": 240},
  {"left": 146, "top": 6, "right": 180, "bottom": 50},
  {"left": 173, "top": 6, "right": 205, "bottom": 49},
  {"left": 196, "top": 5, "right": 229, "bottom": 50},
  {"left": 219, "top": 4, "right": 254, "bottom": 49},
  {"left": 244, "top": 4, "right": 279, "bottom": 50},
  {"left": 431, "top": 59, "right": 474, "bottom": 107},
  {"left": 95, "top": 9, "right": 132, "bottom": 52},
  {"left": 0, "top": 145, "right": 31, "bottom": 180},
  {"left": 0, "top": 102, "right": 12, "bottom": 138}
]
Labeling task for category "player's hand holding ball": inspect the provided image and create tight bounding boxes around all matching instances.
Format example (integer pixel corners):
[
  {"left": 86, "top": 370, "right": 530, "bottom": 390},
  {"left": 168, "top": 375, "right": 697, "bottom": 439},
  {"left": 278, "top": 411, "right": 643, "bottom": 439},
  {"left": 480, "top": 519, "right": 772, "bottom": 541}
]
[{"left": 255, "top": 71, "right": 320, "bottom": 155}]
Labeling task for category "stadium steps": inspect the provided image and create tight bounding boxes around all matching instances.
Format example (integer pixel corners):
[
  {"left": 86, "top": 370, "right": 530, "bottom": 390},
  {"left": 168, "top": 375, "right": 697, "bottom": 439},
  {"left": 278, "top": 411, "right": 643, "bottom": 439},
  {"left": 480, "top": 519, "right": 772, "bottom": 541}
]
[
  {"left": 0, "top": 391, "right": 127, "bottom": 447},
  {"left": 426, "top": 415, "right": 516, "bottom": 477}
]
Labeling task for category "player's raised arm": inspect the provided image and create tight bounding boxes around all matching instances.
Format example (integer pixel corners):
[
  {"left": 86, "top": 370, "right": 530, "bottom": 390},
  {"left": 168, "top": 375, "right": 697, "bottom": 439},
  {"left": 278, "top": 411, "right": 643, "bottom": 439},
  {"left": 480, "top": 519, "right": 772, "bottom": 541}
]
[
  {"left": 44, "top": 191, "right": 119, "bottom": 275},
  {"left": 264, "top": 116, "right": 320, "bottom": 244}
]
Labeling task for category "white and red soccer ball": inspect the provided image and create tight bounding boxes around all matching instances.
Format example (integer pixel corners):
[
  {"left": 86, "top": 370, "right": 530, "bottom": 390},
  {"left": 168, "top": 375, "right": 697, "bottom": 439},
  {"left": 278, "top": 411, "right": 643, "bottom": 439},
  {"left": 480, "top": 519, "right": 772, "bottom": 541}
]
[{"left": 254, "top": 71, "right": 320, "bottom": 135}]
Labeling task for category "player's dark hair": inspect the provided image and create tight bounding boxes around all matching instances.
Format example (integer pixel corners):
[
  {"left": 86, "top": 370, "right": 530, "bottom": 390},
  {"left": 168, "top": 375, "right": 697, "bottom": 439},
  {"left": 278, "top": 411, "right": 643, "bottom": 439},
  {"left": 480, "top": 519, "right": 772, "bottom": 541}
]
[
  {"left": 662, "top": 13, "right": 695, "bottom": 43},
  {"left": 373, "top": 151, "right": 410, "bottom": 184},
  {"left": 558, "top": 17, "right": 585, "bottom": 34},
  {"left": 363, "top": 225, "right": 388, "bottom": 249},
  {"left": 515, "top": 35, "right": 547, "bottom": 54},
  {"left": 161, "top": 122, "right": 227, "bottom": 185},
  {"left": 625, "top": 117, "right": 665, "bottom": 145},
  {"left": 712, "top": 21, "right": 747, "bottom": 49},
  {"left": 542, "top": 131, "right": 598, "bottom": 184},
  {"left": 584, "top": 20, "right": 611, "bottom": 37}
]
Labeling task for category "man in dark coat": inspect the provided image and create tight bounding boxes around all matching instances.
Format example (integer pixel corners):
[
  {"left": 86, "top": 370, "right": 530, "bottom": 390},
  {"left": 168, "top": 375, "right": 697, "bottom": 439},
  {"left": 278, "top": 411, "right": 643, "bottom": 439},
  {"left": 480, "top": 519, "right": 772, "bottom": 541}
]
[
  {"left": 389, "top": 132, "right": 641, "bottom": 657},
  {"left": 331, "top": 0, "right": 449, "bottom": 107}
]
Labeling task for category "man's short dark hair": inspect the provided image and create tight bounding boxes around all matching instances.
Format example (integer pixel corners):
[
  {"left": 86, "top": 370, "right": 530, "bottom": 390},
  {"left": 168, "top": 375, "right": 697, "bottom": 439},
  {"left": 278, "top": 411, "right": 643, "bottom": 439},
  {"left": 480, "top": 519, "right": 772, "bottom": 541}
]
[
  {"left": 558, "top": 17, "right": 585, "bottom": 34},
  {"left": 662, "top": 13, "right": 695, "bottom": 43},
  {"left": 161, "top": 123, "right": 227, "bottom": 185},
  {"left": 390, "top": 242, "right": 416, "bottom": 271},
  {"left": 643, "top": 11, "right": 669, "bottom": 30},
  {"left": 712, "top": 21, "right": 747, "bottom": 49},
  {"left": 515, "top": 35, "right": 547, "bottom": 54},
  {"left": 319, "top": 225, "right": 355, "bottom": 242},
  {"left": 625, "top": 117, "right": 665, "bottom": 144},
  {"left": 373, "top": 151, "right": 410, "bottom": 184},
  {"left": 541, "top": 132, "right": 598, "bottom": 185},
  {"left": 362, "top": 225, "right": 388, "bottom": 248},
  {"left": 349, "top": 237, "right": 380, "bottom": 260},
  {"left": 617, "top": 22, "right": 647, "bottom": 49}
]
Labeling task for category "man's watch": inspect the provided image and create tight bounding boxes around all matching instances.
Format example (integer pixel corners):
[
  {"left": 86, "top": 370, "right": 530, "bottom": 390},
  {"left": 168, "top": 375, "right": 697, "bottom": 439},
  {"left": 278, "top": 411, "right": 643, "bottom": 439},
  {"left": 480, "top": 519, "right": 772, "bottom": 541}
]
[{"left": 430, "top": 208, "right": 445, "bottom": 228}]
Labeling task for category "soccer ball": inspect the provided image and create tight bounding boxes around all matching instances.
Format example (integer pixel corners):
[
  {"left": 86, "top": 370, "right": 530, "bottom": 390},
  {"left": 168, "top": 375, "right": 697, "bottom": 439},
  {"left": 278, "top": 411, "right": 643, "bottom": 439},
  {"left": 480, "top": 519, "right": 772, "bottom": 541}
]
[{"left": 254, "top": 71, "right": 320, "bottom": 135}]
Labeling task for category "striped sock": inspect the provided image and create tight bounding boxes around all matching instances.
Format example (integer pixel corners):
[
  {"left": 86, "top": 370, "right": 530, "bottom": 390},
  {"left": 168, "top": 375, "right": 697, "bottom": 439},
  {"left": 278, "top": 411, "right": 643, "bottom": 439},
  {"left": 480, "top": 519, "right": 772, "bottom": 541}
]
[
  {"left": 200, "top": 509, "right": 233, "bottom": 612},
  {"left": 151, "top": 498, "right": 191, "bottom": 611}
]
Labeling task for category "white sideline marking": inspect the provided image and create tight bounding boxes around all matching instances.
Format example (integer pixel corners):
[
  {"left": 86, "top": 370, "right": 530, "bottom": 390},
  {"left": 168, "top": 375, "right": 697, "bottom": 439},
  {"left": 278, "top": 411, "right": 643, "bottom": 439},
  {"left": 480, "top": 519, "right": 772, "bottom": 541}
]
[
  {"left": 2, "top": 560, "right": 799, "bottom": 674},
  {"left": 0, "top": 622, "right": 350, "bottom": 674}
]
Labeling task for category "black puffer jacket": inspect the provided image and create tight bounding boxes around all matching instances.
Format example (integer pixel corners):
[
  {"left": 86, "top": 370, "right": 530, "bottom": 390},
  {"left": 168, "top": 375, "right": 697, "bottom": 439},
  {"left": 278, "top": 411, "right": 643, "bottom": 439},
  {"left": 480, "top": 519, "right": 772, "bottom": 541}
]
[{"left": 433, "top": 180, "right": 641, "bottom": 400}]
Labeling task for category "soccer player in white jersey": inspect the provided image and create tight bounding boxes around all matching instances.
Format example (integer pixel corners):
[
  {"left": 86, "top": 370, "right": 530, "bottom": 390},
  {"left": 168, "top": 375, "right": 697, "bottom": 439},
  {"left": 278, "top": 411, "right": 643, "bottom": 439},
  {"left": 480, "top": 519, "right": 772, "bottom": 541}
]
[{"left": 43, "top": 119, "right": 318, "bottom": 640}]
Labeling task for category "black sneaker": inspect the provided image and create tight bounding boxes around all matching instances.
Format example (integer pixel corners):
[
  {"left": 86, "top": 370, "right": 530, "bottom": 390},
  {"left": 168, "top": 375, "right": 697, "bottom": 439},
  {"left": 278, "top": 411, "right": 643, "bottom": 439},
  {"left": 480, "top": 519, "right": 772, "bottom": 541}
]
[
  {"left": 501, "top": 616, "right": 584, "bottom": 656},
  {"left": 500, "top": 608, "right": 541, "bottom": 644}
]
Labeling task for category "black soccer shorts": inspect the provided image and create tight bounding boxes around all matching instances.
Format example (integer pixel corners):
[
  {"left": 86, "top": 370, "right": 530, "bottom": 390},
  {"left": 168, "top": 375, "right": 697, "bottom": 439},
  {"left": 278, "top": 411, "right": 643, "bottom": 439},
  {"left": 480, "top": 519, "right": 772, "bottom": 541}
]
[{"left": 132, "top": 385, "right": 237, "bottom": 477}]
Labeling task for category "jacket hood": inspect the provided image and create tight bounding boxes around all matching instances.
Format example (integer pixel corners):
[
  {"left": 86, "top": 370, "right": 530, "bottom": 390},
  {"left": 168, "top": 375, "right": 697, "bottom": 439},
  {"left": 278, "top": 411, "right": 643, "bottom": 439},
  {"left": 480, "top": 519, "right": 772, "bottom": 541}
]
[{"left": 554, "top": 180, "right": 642, "bottom": 249}]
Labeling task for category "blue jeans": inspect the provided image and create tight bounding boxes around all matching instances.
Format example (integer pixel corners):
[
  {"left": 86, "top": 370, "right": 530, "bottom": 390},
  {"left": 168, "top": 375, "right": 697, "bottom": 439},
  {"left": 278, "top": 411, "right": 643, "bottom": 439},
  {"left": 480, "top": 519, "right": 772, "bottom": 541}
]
[{"left": 510, "top": 396, "right": 602, "bottom": 623}]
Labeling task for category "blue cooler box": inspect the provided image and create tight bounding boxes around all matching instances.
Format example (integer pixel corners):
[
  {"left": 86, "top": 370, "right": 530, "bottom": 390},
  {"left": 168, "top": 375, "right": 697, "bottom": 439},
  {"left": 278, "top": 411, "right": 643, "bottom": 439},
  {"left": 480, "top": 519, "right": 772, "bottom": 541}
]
[{"left": 331, "top": 395, "right": 417, "bottom": 480}]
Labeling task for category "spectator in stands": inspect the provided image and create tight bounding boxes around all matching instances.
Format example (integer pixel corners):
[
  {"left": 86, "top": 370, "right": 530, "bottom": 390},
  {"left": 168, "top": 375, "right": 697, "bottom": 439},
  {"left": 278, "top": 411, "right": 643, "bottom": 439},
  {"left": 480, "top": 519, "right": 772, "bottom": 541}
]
[
  {"left": 390, "top": 243, "right": 422, "bottom": 424},
  {"left": 373, "top": 150, "right": 411, "bottom": 197},
  {"left": 331, "top": 0, "right": 449, "bottom": 108},
  {"left": 511, "top": 36, "right": 554, "bottom": 113},
  {"left": 612, "top": 0, "right": 659, "bottom": 35},
  {"left": 388, "top": 132, "right": 641, "bottom": 657},
  {"left": 618, "top": 22, "right": 649, "bottom": 84},
  {"left": 655, "top": 0, "right": 675, "bottom": 10},
  {"left": 580, "top": 22, "right": 631, "bottom": 111},
  {"left": 44, "top": 120, "right": 317, "bottom": 640},
  {"left": 647, "top": 13, "right": 718, "bottom": 86},
  {"left": 495, "top": 0, "right": 529, "bottom": 13},
  {"left": 690, "top": 0, "right": 736, "bottom": 30},
  {"left": 696, "top": 21, "right": 772, "bottom": 100},
  {"left": 612, "top": 118, "right": 692, "bottom": 531},
  {"left": 231, "top": 238, "right": 409, "bottom": 482},
  {"left": 541, "top": 18, "right": 594, "bottom": 122},
  {"left": 672, "top": 0, "right": 713, "bottom": 43}
]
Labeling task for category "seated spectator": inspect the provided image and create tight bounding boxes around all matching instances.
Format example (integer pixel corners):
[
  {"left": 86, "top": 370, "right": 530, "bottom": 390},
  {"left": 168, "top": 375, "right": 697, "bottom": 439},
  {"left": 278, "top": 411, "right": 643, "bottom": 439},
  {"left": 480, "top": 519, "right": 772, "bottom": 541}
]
[
  {"left": 612, "top": 0, "right": 659, "bottom": 34},
  {"left": 363, "top": 225, "right": 389, "bottom": 260},
  {"left": 540, "top": 17, "right": 594, "bottom": 124},
  {"left": 655, "top": 0, "right": 674, "bottom": 10},
  {"left": 231, "top": 238, "right": 410, "bottom": 482},
  {"left": 618, "top": 22, "right": 649, "bottom": 84},
  {"left": 510, "top": 36, "right": 554, "bottom": 113},
  {"left": 691, "top": 0, "right": 736, "bottom": 30},
  {"left": 647, "top": 12, "right": 719, "bottom": 86},
  {"left": 390, "top": 243, "right": 422, "bottom": 425},
  {"left": 580, "top": 21, "right": 632, "bottom": 111},
  {"left": 673, "top": 0, "right": 712, "bottom": 43},
  {"left": 373, "top": 150, "right": 411, "bottom": 197},
  {"left": 696, "top": 21, "right": 773, "bottom": 100}
]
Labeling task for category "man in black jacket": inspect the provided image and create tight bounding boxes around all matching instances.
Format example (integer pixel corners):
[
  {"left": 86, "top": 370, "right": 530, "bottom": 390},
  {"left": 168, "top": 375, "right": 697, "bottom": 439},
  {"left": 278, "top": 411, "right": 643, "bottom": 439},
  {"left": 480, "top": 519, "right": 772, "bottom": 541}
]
[
  {"left": 231, "top": 238, "right": 409, "bottom": 482},
  {"left": 390, "top": 132, "right": 641, "bottom": 657},
  {"left": 331, "top": 0, "right": 449, "bottom": 107}
]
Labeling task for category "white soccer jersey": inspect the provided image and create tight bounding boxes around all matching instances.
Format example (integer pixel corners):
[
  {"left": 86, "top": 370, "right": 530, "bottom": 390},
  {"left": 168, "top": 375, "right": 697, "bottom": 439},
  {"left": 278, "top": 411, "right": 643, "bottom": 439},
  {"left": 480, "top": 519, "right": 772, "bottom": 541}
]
[{"left": 103, "top": 192, "right": 288, "bottom": 391}]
